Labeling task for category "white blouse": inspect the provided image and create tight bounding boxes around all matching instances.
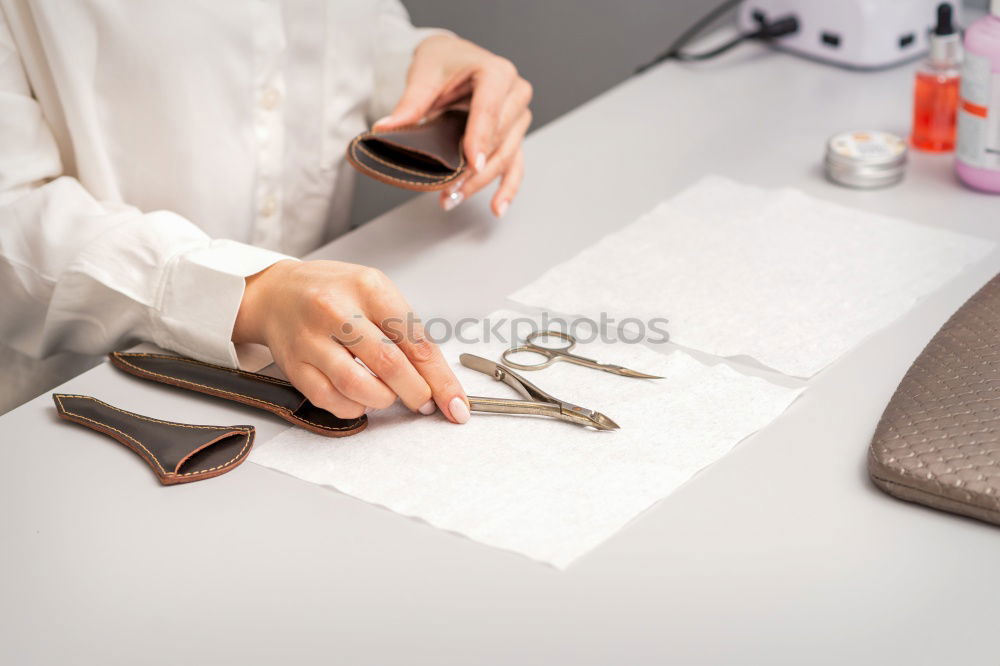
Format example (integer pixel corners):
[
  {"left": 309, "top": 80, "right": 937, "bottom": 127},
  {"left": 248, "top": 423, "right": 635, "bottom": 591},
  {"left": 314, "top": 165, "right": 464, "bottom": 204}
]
[{"left": 0, "top": 0, "right": 439, "bottom": 413}]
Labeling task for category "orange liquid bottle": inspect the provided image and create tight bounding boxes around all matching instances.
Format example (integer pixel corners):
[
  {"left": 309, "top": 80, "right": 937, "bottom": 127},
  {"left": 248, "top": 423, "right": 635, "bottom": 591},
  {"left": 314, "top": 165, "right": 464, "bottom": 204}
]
[
  {"left": 912, "top": 67, "right": 960, "bottom": 152},
  {"left": 911, "top": 3, "right": 962, "bottom": 153}
]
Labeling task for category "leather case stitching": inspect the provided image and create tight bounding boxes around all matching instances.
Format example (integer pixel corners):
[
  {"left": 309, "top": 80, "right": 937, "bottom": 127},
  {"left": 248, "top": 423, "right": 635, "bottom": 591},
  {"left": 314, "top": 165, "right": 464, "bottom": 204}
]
[
  {"left": 173, "top": 431, "right": 253, "bottom": 476},
  {"left": 56, "top": 395, "right": 168, "bottom": 475},
  {"left": 349, "top": 141, "right": 461, "bottom": 187},
  {"left": 354, "top": 141, "right": 459, "bottom": 180},
  {"left": 112, "top": 353, "right": 284, "bottom": 410},
  {"left": 115, "top": 352, "right": 295, "bottom": 387},
  {"left": 110, "top": 352, "right": 361, "bottom": 432},
  {"left": 360, "top": 137, "right": 464, "bottom": 171},
  {"left": 346, "top": 110, "right": 467, "bottom": 189},
  {"left": 178, "top": 433, "right": 252, "bottom": 476},
  {"left": 54, "top": 394, "right": 253, "bottom": 477}
]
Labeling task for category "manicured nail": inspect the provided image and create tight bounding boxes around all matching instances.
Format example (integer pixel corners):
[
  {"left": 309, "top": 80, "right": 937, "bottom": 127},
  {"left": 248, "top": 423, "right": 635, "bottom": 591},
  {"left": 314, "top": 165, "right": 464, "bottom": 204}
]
[
  {"left": 496, "top": 200, "right": 509, "bottom": 218},
  {"left": 447, "top": 177, "right": 466, "bottom": 194},
  {"left": 372, "top": 115, "right": 394, "bottom": 129},
  {"left": 449, "top": 397, "right": 470, "bottom": 424},
  {"left": 474, "top": 152, "right": 486, "bottom": 172},
  {"left": 419, "top": 399, "right": 436, "bottom": 415},
  {"left": 443, "top": 190, "right": 464, "bottom": 211}
]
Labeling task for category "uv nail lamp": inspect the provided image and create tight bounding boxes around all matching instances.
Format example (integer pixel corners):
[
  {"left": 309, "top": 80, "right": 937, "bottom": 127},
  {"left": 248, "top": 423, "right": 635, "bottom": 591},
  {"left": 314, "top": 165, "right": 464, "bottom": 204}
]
[{"left": 738, "top": 0, "right": 961, "bottom": 69}]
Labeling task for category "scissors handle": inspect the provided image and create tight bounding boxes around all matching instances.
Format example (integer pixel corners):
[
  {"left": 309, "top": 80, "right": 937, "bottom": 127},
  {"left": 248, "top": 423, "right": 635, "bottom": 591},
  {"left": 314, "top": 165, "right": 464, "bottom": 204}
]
[
  {"left": 501, "top": 330, "right": 578, "bottom": 371},
  {"left": 525, "top": 330, "right": 576, "bottom": 352},
  {"left": 501, "top": 345, "right": 559, "bottom": 370},
  {"left": 460, "top": 354, "right": 561, "bottom": 403}
]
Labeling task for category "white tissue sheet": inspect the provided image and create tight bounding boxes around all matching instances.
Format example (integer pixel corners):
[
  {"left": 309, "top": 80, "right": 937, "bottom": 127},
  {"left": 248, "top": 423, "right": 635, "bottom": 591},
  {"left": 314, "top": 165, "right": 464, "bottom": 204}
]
[
  {"left": 250, "top": 311, "right": 802, "bottom": 568},
  {"left": 509, "top": 176, "right": 995, "bottom": 377}
]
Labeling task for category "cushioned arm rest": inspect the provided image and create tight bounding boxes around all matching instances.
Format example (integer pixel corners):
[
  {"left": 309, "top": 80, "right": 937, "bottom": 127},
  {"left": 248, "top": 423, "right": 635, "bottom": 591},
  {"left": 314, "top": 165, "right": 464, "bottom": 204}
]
[{"left": 869, "top": 273, "right": 1000, "bottom": 525}]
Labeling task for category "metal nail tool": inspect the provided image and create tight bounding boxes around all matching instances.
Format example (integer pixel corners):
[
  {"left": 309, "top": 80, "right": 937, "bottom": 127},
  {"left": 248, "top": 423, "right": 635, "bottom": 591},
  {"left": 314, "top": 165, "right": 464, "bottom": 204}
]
[
  {"left": 461, "top": 354, "right": 619, "bottom": 431},
  {"left": 500, "top": 331, "right": 663, "bottom": 379}
]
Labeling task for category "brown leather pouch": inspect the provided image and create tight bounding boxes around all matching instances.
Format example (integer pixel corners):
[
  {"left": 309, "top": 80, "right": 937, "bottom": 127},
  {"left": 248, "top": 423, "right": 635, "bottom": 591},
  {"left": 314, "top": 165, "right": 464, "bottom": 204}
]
[
  {"left": 346, "top": 109, "right": 467, "bottom": 191},
  {"left": 53, "top": 394, "right": 254, "bottom": 485},
  {"left": 109, "top": 352, "right": 367, "bottom": 438},
  {"left": 869, "top": 273, "right": 1000, "bottom": 525}
]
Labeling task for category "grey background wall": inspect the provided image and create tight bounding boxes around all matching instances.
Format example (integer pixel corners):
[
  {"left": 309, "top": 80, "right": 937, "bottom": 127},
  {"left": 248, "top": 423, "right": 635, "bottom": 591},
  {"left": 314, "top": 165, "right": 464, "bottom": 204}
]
[
  {"left": 404, "top": 1, "right": 715, "bottom": 136},
  {"left": 350, "top": 0, "right": 989, "bottom": 226},
  {"left": 350, "top": 0, "right": 717, "bottom": 226}
]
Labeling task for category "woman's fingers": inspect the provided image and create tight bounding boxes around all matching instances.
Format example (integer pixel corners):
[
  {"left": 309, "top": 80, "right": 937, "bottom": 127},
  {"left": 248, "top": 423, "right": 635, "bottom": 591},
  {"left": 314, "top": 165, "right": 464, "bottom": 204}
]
[
  {"left": 366, "top": 289, "right": 469, "bottom": 424},
  {"left": 492, "top": 148, "right": 524, "bottom": 217},
  {"left": 445, "top": 108, "right": 531, "bottom": 206},
  {"left": 338, "top": 317, "right": 434, "bottom": 413},
  {"left": 284, "top": 361, "right": 366, "bottom": 419},
  {"left": 303, "top": 335, "right": 397, "bottom": 410},
  {"left": 240, "top": 259, "right": 472, "bottom": 423},
  {"left": 432, "top": 80, "right": 473, "bottom": 111},
  {"left": 379, "top": 314, "right": 469, "bottom": 423},
  {"left": 374, "top": 78, "right": 439, "bottom": 130},
  {"left": 464, "top": 57, "right": 518, "bottom": 171},
  {"left": 494, "top": 78, "right": 533, "bottom": 143},
  {"left": 379, "top": 36, "right": 529, "bottom": 215}
]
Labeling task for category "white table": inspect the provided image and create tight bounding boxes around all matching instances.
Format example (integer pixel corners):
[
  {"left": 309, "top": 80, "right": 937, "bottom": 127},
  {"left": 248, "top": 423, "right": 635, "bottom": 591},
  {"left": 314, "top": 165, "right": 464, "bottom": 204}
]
[{"left": 3, "top": 39, "right": 1000, "bottom": 665}]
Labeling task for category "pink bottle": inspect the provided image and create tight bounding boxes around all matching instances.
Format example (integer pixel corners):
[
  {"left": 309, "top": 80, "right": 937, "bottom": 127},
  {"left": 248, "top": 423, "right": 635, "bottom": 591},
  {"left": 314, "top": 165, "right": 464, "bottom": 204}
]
[{"left": 956, "top": 0, "right": 1000, "bottom": 192}]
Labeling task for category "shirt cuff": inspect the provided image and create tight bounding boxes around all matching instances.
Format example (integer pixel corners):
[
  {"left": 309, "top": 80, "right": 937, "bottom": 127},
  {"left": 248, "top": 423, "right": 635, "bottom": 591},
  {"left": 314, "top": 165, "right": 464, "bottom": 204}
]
[{"left": 154, "top": 237, "right": 295, "bottom": 369}]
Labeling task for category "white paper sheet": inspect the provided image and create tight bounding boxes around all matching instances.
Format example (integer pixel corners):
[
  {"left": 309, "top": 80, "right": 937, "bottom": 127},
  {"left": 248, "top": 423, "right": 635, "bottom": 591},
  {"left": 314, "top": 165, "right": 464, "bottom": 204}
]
[
  {"left": 509, "top": 176, "right": 995, "bottom": 377},
  {"left": 251, "top": 311, "right": 801, "bottom": 568}
]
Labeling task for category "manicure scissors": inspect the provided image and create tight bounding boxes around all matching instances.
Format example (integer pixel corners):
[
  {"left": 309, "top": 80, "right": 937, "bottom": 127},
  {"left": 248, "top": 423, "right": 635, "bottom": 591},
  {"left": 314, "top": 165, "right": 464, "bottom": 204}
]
[
  {"left": 461, "top": 354, "right": 619, "bottom": 430},
  {"left": 501, "top": 331, "right": 663, "bottom": 379}
]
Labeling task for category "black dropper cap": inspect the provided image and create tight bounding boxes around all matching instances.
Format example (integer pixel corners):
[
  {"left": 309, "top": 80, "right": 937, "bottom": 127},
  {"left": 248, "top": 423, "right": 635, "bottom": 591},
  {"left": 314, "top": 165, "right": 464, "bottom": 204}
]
[{"left": 934, "top": 3, "right": 955, "bottom": 36}]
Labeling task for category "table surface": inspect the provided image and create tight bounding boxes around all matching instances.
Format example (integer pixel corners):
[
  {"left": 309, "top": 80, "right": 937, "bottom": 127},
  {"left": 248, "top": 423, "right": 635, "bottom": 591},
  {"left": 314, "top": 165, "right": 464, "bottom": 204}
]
[{"left": 4, "top": 36, "right": 1000, "bottom": 666}]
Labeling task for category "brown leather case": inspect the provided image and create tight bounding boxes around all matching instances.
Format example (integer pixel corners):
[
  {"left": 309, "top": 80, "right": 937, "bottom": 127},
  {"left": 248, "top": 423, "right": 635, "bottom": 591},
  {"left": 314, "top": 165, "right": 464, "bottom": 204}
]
[
  {"left": 53, "top": 394, "right": 254, "bottom": 485},
  {"left": 346, "top": 109, "right": 467, "bottom": 191},
  {"left": 109, "top": 352, "right": 368, "bottom": 437},
  {"left": 869, "top": 273, "right": 1000, "bottom": 525}
]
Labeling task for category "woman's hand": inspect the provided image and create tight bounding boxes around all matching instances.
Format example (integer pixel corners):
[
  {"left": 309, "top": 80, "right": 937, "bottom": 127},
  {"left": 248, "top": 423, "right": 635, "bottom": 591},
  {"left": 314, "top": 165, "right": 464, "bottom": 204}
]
[
  {"left": 233, "top": 259, "right": 470, "bottom": 423},
  {"left": 374, "top": 34, "right": 532, "bottom": 218}
]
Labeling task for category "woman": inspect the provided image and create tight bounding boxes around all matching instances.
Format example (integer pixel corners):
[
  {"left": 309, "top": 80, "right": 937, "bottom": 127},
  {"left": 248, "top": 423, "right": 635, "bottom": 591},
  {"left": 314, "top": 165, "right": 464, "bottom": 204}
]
[{"left": 0, "top": 1, "right": 532, "bottom": 421}]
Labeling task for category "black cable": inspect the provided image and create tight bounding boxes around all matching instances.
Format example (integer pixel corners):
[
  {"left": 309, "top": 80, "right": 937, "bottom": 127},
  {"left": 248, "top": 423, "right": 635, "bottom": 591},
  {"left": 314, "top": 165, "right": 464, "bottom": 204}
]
[
  {"left": 634, "top": 0, "right": 799, "bottom": 73},
  {"left": 671, "top": 30, "right": 760, "bottom": 62},
  {"left": 635, "top": 0, "right": 743, "bottom": 73}
]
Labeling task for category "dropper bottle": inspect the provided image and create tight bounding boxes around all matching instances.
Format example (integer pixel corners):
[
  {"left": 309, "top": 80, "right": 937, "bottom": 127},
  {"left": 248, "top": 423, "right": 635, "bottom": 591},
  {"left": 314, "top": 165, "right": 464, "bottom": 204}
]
[{"left": 911, "top": 3, "right": 963, "bottom": 152}]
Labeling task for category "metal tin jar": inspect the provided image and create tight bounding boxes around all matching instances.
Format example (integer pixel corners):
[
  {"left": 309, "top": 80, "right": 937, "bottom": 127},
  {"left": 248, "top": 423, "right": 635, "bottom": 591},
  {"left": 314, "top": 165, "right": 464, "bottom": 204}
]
[{"left": 824, "top": 130, "right": 908, "bottom": 188}]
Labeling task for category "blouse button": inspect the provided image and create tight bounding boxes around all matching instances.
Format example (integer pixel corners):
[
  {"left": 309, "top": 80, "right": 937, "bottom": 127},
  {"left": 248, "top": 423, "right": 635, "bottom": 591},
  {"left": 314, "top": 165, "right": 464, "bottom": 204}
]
[
  {"left": 260, "top": 196, "right": 277, "bottom": 218},
  {"left": 260, "top": 88, "right": 281, "bottom": 110}
]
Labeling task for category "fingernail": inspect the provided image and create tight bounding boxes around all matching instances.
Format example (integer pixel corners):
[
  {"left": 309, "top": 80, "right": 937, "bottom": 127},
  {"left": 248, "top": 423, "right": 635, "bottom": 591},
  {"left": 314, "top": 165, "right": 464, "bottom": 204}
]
[
  {"left": 443, "top": 190, "right": 464, "bottom": 211},
  {"left": 447, "top": 177, "right": 466, "bottom": 194},
  {"left": 474, "top": 152, "right": 486, "bottom": 172},
  {"left": 419, "top": 399, "right": 436, "bottom": 415},
  {"left": 372, "top": 115, "right": 394, "bottom": 129},
  {"left": 449, "top": 397, "right": 470, "bottom": 424},
  {"left": 496, "top": 200, "right": 509, "bottom": 218}
]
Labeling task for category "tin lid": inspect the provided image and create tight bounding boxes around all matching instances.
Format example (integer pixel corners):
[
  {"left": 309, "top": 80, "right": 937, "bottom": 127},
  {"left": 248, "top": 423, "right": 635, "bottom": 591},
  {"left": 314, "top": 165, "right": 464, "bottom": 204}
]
[{"left": 824, "top": 130, "right": 908, "bottom": 189}]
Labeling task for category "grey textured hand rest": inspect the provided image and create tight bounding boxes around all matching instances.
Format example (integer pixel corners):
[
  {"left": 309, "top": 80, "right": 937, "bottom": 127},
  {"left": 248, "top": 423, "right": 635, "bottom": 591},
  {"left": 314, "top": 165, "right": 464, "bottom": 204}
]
[{"left": 869, "top": 273, "right": 1000, "bottom": 525}]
